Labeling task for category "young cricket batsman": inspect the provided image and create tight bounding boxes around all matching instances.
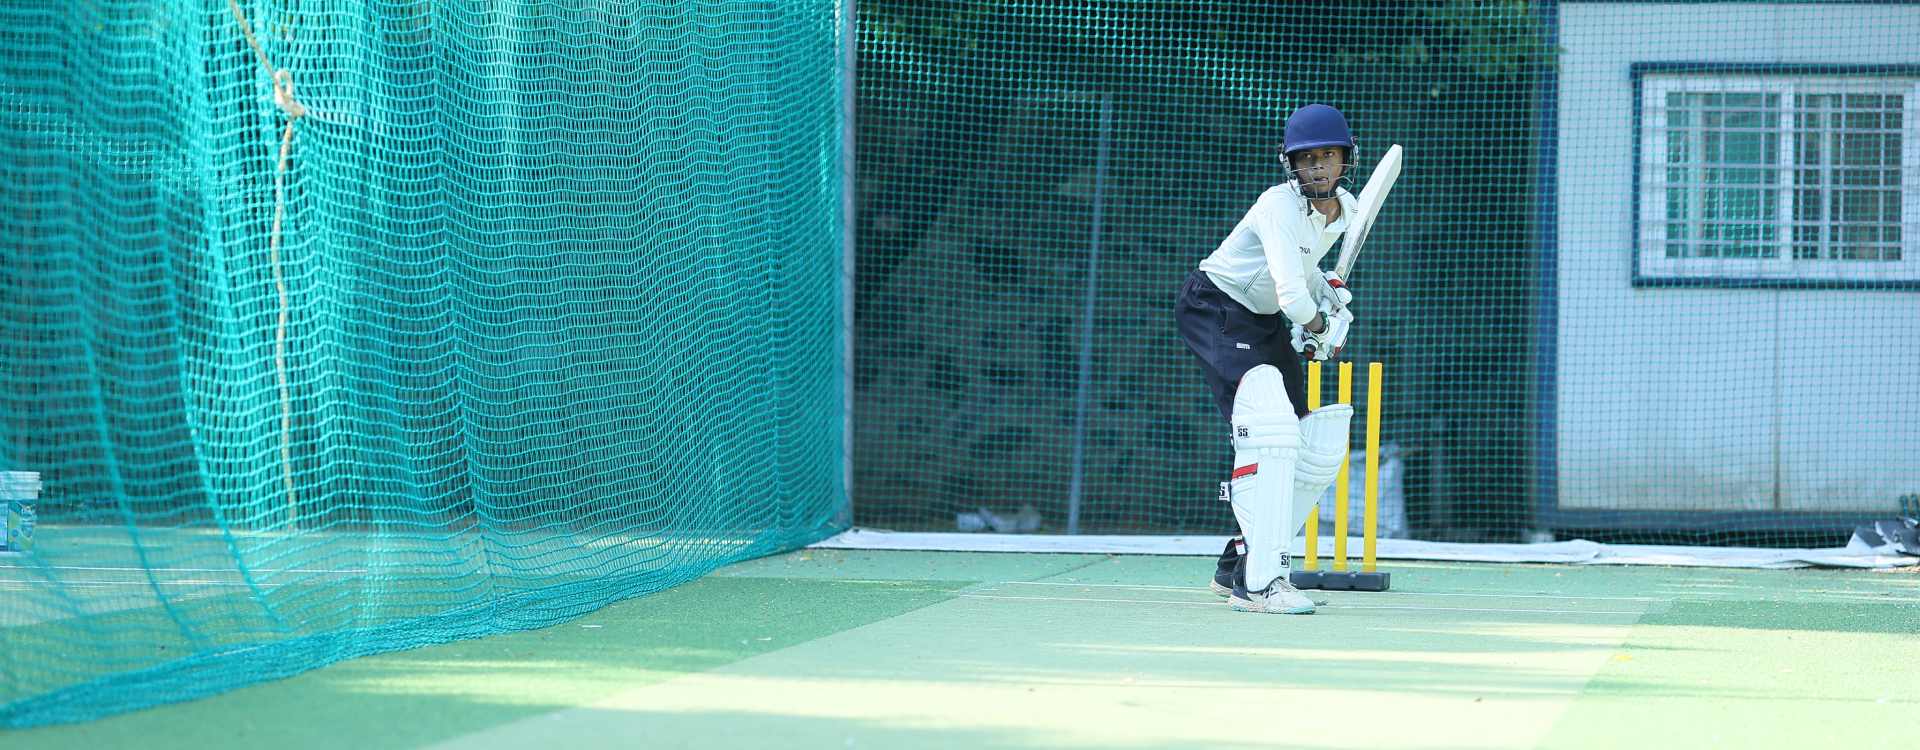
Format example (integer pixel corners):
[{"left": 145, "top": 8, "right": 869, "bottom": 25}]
[{"left": 1173, "top": 103, "right": 1363, "bottom": 614}]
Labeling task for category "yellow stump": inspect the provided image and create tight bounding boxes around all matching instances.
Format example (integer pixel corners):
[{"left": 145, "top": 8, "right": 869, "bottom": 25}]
[
  {"left": 1303, "top": 361, "right": 1321, "bottom": 571},
  {"left": 1364, "top": 362, "right": 1383, "bottom": 573},
  {"left": 1333, "top": 362, "right": 1352, "bottom": 572}
]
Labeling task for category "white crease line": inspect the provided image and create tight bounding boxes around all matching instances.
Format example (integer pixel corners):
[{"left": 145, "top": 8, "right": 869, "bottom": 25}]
[
  {"left": 0, "top": 581, "right": 287, "bottom": 587},
  {"left": 1005, "top": 581, "right": 1209, "bottom": 591},
  {"left": 4, "top": 566, "right": 370, "bottom": 574},
  {"left": 962, "top": 594, "right": 1645, "bottom": 615},
  {"left": 1335, "top": 590, "right": 1661, "bottom": 602},
  {"left": 963, "top": 594, "right": 1216, "bottom": 606},
  {"left": 1322, "top": 605, "right": 1644, "bottom": 615},
  {"left": 1001, "top": 580, "right": 1659, "bottom": 601}
]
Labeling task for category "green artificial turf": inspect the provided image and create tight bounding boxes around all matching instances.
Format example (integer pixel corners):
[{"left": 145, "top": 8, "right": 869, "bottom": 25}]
[
  {"left": 1541, "top": 598, "right": 1920, "bottom": 749},
  {"left": 5, "top": 550, "right": 1916, "bottom": 749},
  {"left": 9, "top": 576, "right": 954, "bottom": 750}
]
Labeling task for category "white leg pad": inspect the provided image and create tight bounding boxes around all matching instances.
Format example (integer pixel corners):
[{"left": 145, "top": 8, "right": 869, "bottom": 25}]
[
  {"left": 1227, "top": 365, "right": 1301, "bottom": 593},
  {"left": 1293, "top": 404, "right": 1354, "bottom": 526}
]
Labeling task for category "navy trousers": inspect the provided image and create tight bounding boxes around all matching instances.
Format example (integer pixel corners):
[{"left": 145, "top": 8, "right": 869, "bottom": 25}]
[
  {"left": 1175, "top": 269, "right": 1316, "bottom": 571},
  {"left": 1173, "top": 270, "right": 1311, "bottom": 422}
]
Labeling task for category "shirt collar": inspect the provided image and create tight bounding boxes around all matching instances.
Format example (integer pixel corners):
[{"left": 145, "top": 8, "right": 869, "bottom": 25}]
[{"left": 1308, "top": 193, "right": 1354, "bottom": 235}]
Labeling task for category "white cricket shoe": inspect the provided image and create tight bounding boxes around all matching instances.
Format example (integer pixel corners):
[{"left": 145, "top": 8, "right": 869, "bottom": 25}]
[{"left": 1228, "top": 577, "right": 1317, "bottom": 615}]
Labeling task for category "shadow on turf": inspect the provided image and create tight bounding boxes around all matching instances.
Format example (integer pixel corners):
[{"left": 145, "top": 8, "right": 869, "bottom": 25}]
[
  {"left": 535, "top": 707, "right": 1381, "bottom": 750},
  {"left": 5, "top": 577, "right": 959, "bottom": 750}
]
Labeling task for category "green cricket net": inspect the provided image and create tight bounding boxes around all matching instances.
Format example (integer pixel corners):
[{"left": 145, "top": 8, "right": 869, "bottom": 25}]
[
  {"left": 0, "top": 0, "right": 849, "bottom": 727},
  {"left": 6, "top": 0, "right": 1919, "bottom": 728},
  {"left": 850, "top": 1, "right": 1918, "bottom": 543}
]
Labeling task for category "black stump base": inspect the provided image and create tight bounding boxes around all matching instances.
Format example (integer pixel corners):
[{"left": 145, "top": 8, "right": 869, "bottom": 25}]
[{"left": 1291, "top": 570, "right": 1391, "bottom": 592}]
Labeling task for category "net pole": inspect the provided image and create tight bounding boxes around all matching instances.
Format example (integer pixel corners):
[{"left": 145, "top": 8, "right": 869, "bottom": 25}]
[
  {"left": 837, "top": 0, "right": 857, "bottom": 528},
  {"left": 1064, "top": 92, "right": 1111, "bottom": 535},
  {"left": 1334, "top": 362, "right": 1352, "bottom": 571},
  {"left": 1364, "top": 363, "right": 1383, "bottom": 572},
  {"left": 1303, "top": 361, "right": 1321, "bottom": 570}
]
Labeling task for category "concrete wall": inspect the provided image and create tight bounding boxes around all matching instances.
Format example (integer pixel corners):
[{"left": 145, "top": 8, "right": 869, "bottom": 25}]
[{"left": 1557, "top": 3, "right": 1920, "bottom": 512}]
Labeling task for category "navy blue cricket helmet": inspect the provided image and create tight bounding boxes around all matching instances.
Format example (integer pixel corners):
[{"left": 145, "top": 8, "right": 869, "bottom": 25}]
[
  {"left": 1282, "top": 103, "right": 1355, "bottom": 155},
  {"left": 1280, "top": 104, "right": 1356, "bottom": 199}
]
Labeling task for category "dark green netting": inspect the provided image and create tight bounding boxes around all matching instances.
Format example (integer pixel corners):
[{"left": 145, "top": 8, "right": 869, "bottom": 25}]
[
  {"left": 850, "top": 1, "right": 1918, "bottom": 544},
  {"left": 5, "top": 0, "right": 1919, "bottom": 728},
  {"left": 0, "top": 0, "right": 848, "bottom": 726}
]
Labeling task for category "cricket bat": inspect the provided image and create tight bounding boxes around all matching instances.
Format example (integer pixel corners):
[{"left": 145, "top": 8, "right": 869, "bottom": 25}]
[
  {"left": 1304, "top": 144, "right": 1403, "bottom": 358},
  {"left": 1331, "top": 143, "right": 1403, "bottom": 282}
]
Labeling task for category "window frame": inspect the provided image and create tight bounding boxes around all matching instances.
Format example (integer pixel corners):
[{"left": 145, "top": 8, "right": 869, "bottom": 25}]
[{"left": 1631, "top": 63, "right": 1920, "bottom": 289}]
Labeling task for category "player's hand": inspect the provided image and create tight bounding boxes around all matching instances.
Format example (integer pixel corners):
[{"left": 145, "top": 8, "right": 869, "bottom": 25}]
[
  {"left": 1292, "top": 299, "right": 1353, "bottom": 361},
  {"left": 1322, "top": 271, "right": 1353, "bottom": 308}
]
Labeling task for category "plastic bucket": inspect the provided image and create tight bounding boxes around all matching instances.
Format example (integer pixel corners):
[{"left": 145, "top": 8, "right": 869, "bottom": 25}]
[{"left": 3, "top": 472, "right": 41, "bottom": 554}]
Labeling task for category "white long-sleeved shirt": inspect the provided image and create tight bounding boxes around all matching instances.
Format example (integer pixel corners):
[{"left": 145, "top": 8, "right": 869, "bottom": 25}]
[{"left": 1197, "top": 184, "right": 1356, "bottom": 324}]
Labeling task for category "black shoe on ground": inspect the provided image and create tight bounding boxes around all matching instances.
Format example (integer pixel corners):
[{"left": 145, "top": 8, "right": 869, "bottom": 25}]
[{"left": 1211, "top": 536, "right": 1242, "bottom": 596}]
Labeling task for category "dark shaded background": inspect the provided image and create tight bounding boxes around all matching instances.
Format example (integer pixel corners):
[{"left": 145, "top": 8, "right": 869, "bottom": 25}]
[{"left": 850, "top": 0, "right": 1556, "bottom": 541}]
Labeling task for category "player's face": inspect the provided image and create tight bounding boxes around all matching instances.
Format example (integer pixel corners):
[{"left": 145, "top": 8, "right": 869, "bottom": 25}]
[{"left": 1288, "top": 147, "right": 1348, "bottom": 190}]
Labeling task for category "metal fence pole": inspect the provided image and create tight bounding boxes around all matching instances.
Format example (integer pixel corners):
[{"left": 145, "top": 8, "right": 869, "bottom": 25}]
[{"left": 1065, "top": 92, "right": 1112, "bottom": 535}]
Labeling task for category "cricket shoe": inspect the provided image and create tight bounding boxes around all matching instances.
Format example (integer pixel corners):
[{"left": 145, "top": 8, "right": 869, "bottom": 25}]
[{"left": 1228, "top": 577, "right": 1317, "bottom": 615}]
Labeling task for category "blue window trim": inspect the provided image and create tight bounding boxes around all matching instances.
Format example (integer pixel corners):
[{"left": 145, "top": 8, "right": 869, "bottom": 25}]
[
  {"left": 1534, "top": 47, "right": 1909, "bottom": 536},
  {"left": 1628, "top": 61, "right": 1920, "bottom": 291},
  {"left": 1561, "top": 1, "right": 1920, "bottom": 7},
  {"left": 1539, "top": 508, "right": 1895, "bottom": 536}
]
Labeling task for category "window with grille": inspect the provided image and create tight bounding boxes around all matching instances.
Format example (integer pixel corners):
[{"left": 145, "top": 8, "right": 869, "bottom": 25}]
[{"left": 1636, "top": 72, "right": 1919, "bottom": 285}]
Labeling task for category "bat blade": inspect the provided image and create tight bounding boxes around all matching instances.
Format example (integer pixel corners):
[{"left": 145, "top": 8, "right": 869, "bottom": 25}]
[
  {"left": 1302, "top": 145, "right": 1403, "bottom": 359},
  {"left": 1333, "top": 144, "right": 1403, "bottom": 280}
]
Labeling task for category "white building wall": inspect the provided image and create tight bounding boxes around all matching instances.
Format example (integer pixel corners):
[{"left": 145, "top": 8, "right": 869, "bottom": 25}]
[{"left": 1558, "top": 3, "right": 1920, "bottom": 512}]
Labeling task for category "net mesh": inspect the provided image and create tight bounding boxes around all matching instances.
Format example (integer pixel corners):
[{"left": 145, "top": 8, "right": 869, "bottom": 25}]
[
  {"left": 850, "top": 1, "right": 1919, "bottom": 543},
  {"left": 5, "top": 0, "right": 1920, "bottom": 728},
  {"left": 0, "top": 0, "right": 848, "bottom": 726}
]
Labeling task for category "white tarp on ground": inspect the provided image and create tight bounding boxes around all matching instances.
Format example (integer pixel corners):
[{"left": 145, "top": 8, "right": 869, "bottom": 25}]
[{"left": 810, "top": 529, "right": 1919, "bottom": 570}]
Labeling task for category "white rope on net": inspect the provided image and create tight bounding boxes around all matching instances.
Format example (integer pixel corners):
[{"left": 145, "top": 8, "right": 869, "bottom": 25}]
[{"left": 226, "top": 0, "right": 307, "bottom": 526}]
